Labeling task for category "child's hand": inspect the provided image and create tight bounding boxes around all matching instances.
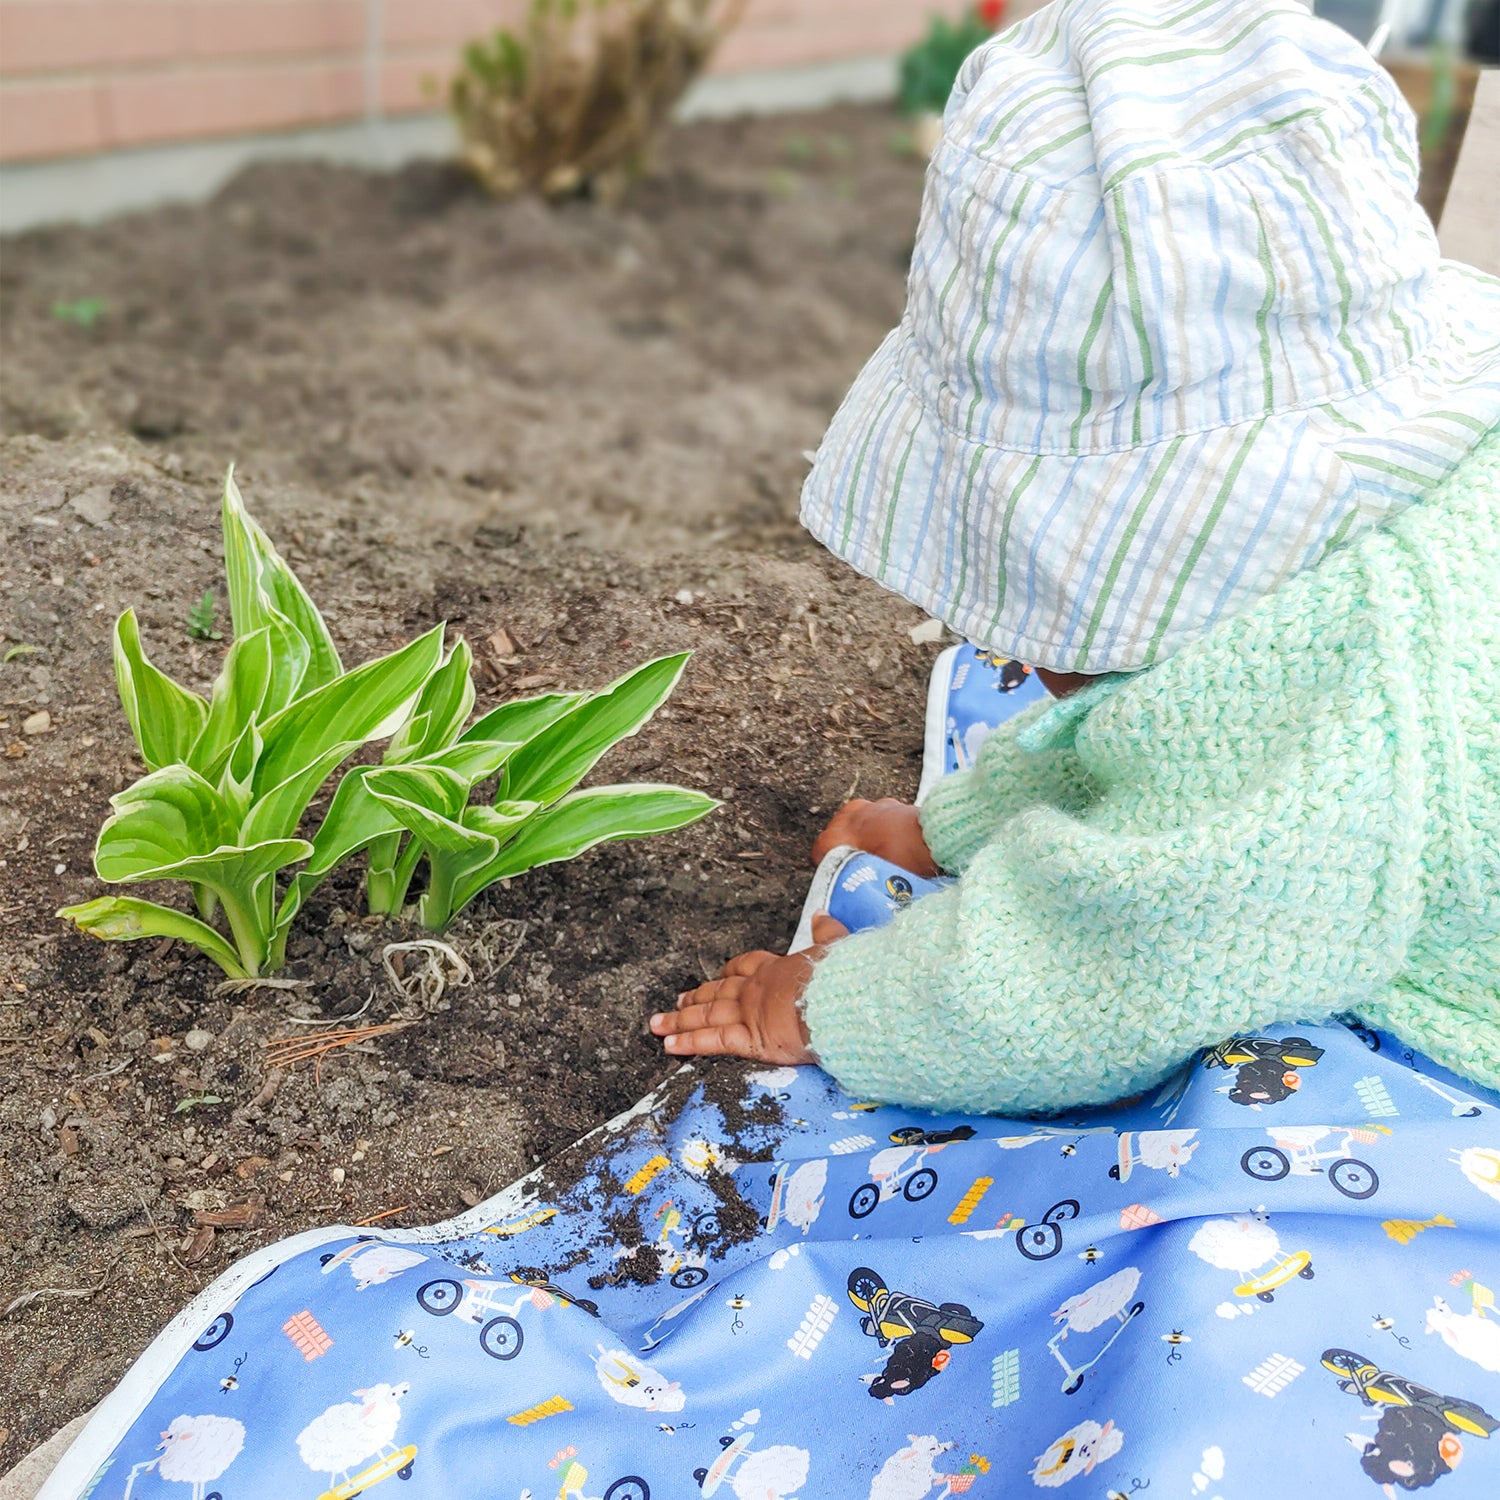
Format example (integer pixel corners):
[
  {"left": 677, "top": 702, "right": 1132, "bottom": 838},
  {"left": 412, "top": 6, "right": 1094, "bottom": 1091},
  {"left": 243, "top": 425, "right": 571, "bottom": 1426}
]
[
  {"left": 811, "top": 797, "right": 939, "bottom": 876},
  {"left": 650, "top": 915, "right": 850, "bottom": 1063}
]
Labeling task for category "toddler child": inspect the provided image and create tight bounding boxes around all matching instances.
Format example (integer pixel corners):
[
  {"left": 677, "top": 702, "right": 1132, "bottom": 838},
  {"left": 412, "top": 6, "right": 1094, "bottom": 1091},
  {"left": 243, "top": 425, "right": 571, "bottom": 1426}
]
[{"left": 651, "top": 0, "right": 1500, "bottom": 1114}]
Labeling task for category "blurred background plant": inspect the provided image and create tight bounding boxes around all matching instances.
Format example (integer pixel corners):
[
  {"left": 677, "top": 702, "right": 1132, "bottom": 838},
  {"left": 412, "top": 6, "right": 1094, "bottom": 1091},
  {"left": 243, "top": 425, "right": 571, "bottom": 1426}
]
[
  {"left": 898, "top": 2, "right": 1005, "bottom": 117},
  {"left": 449, "top": 0, "right": 748, "bottom": 201},
  {"left": 896, "top": 1, "right": 1006, "bottom": 154}
]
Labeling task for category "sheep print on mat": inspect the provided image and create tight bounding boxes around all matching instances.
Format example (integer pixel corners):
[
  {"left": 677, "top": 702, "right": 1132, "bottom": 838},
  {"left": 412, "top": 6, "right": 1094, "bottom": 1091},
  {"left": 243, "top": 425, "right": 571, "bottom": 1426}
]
[{"left": 37, "top": 1016, "right": 1500, "bottom": 1500}]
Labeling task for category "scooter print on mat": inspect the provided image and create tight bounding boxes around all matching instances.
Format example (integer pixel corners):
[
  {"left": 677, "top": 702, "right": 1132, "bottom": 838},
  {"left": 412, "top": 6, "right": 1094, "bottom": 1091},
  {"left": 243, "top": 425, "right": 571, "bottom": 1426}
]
[
  {"left": 120, "top": 1415, "right": 245, "bottom": 1500},
  {"left": 847, "top": 1267, "right": 984, "bottom": 1401},
  {"left": 1046, "top": 1268, "right": 1145, "bottom": 1395},
  {"left": 1241, "top": 1124, "right": 1388, "bottom": 1200},
  {"left": 1321, "top": 1349, "right": 1498, "bottom": 1495}
]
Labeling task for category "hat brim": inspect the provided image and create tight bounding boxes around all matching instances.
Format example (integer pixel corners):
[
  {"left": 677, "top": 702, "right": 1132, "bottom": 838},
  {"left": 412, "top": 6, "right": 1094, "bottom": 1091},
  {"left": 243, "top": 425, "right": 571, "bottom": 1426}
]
[{"left": 801, "top": 262, "right": 1500, "bottom": 674}]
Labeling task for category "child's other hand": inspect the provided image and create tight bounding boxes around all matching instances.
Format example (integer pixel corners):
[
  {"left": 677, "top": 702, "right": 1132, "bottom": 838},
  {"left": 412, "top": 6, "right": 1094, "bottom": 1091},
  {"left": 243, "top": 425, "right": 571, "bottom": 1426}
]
[
  {"left": 650, "top": 915, "right": 850, "bottom": 1064},
  {"left": 811, "top": 797, "right": 938, "bottom": 877}
]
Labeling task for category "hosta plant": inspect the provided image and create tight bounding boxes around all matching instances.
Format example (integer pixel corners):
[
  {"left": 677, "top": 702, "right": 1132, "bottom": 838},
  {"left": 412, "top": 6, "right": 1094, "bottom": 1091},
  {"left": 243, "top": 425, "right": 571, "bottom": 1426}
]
[
  {"left": 282, "top": 649, "right": 717, "bottom": 933},
  {"left": 59, "top": 471, "right": 445, "bottom": 978}
]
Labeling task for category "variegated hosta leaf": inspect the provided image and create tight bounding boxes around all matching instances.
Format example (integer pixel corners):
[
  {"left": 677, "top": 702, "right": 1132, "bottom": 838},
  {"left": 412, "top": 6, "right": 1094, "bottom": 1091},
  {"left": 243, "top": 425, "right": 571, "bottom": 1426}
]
[
  {"left": 56, "top": 896, "right": 250, "bottom": 978},
  {"left": 221, "top": 466, "right": 342, "bottom": 698},
  {"left": 450, "top": 783, "right": 717, "bottom": 915},
  {"left": 240, "top": 625, "right": 446, "bottom": 844},
  {"left": 461, "top": 689, "right": 585, "bottom": 748},
  {"left": 112, "top": 610, "right": 208, "bottom": 771},
  {"left": 386, "top": 639, "right": 476, "bottom": 764}
]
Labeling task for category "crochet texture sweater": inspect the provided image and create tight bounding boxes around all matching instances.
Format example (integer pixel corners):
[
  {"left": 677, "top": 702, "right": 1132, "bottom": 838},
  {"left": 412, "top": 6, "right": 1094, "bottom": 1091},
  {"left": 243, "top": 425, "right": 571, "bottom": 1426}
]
[{"left": 801, "top": 433, "right": 1500, "bottom": 1115}]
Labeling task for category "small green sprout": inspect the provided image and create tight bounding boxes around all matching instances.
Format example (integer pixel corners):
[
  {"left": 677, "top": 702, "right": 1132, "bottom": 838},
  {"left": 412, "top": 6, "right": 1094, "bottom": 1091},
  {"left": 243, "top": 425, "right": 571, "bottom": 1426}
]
[
  {"left": 173, "top": 1093, "right": 224, "bottom": 1114},
  {"left": 186, "top": 590, "right": 223, "bottom": 641},
  {"left": 51, "top": 298, "right": 107, "bottom": 329}
]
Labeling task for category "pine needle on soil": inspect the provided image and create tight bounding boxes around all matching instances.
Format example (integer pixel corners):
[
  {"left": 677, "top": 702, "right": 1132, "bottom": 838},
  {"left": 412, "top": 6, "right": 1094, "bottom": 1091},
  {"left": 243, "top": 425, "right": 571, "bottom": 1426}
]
[{"left": 264, "top": 1020, "right": 419, "bottom": 1083}]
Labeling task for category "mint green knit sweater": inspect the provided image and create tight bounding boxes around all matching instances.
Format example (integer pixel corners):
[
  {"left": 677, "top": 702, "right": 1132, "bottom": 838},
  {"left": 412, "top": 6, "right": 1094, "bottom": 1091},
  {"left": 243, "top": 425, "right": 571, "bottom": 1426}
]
[{"left": 802, "top": 434, "right": 1500, "bottom": 1116}]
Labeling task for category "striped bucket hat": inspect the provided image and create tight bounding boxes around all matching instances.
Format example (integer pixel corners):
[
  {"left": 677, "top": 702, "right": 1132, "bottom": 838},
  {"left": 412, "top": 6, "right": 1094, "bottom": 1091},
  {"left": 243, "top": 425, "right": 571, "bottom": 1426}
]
[{"left": 801, "top": 0, "right": 1500, "bottom": 673}]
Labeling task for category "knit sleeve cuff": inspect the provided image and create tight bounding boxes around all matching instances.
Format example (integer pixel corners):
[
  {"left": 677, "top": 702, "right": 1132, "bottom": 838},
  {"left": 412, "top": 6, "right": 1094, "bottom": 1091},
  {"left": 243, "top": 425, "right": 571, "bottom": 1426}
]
[
  {"left": 799, "top": 889, "right": 965, "bottom": 1105},
  {"left": 919, "top": 767, "right": 997, "bottom": 874}
]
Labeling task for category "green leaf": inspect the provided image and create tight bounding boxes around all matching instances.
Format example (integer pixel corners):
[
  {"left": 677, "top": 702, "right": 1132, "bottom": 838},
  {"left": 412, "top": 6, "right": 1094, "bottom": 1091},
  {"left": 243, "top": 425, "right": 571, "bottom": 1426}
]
[
  {"left": 221, "top": 467, "right": 342, "bottom": 693},
  {"left": 452, "top": 783, "right": 716, "bottom": 910},
  {"left": 113, "top": 610, "right": 209, "bottom": 771},
  {"left": 423, "top": 737, "right": 523, "bottom": 785},
  {"left": 502, "top": 653, "right": 689, "bottom": 807},
  {"left": 242, "top": 626, "right": 446, "bottom": 843},
  {"left": 274, "top": 765, "right": 406, "bottom": 935},
  {"left": 174, "top": 1093, "right": 224, "bottom": 1114},
  {"left": 186, "top": 590, "right": 223, "bottom": 642},
  {"left": 419, "top": 800, "right": 539, "bottom": 930},
  {"left": 95, "top": 765, "right": 240, "bottom": 880},
  {"left": 364, "top": 764, "right": 488, "bottom": 854},
  {"left": 189, "top": 624, "right": 277, "bottom": 779},
  {"left": 461, "top": 690, "right": 585, "bottom": 747},
  {"left": 387, "top": 639, "right": 476, "bottom": 763},
  {"left": 58, "top": 896, "right": 249, "bottom": 979}
]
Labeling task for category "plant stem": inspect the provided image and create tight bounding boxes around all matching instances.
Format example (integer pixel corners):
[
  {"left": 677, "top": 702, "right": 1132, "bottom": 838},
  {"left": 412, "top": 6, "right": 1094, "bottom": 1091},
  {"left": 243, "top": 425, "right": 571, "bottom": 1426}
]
[
  {"left": 420, "top": 853, "right": 457, "bottom": 932},
  {"left": 217, "top": 887, "right": 268, "bottom": 977},
  {"left": 370, "top": 836, "right": 422, "bottom": 916}
]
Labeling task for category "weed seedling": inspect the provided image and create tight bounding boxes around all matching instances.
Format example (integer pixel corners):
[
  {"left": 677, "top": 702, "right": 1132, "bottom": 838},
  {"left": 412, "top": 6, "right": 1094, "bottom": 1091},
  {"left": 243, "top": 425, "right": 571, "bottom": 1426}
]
[
  {"left": 186, "top": 590, "right": 223, "bottom": 641},
  {"left": 51, "top": 297, "right": 107, "bottom": 329}
]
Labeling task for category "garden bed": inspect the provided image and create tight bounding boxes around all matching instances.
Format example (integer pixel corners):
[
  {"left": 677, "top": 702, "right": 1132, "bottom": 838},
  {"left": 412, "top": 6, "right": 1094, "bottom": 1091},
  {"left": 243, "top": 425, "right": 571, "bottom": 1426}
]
[{"left": 0, "top": 104, "right": 934, "bottom": 1466}]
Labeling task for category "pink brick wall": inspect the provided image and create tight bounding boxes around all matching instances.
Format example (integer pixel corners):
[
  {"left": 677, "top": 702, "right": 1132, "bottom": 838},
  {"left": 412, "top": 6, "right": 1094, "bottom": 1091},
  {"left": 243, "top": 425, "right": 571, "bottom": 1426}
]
[{"left": 0, "top": 0, "right": 949, "bottom": 164}]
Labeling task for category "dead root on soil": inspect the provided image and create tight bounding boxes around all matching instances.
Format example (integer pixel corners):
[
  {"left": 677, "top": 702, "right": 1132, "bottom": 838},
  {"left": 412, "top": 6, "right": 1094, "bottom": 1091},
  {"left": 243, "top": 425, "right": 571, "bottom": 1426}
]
[
  {"left": 2, "top": 1257, "right": 120, "bottom": 1320},
  {"left": 213, "top": 976, "right": 309, "bottom": 997},
  {"left": 381, "top": 938, "right": 475, "bottom": 1010}
]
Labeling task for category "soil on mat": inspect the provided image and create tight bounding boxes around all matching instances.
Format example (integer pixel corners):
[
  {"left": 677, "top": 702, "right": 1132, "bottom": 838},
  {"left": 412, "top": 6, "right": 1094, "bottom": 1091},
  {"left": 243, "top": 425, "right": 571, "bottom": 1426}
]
[{"left": 0, "top": 105, "right": 936, "bottom": 1466}]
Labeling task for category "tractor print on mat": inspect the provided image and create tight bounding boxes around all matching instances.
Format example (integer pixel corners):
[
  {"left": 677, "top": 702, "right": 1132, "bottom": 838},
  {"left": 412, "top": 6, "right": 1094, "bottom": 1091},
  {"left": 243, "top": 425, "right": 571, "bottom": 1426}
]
[
  {"left": 847, "top": 1266, "right": 984, "bottom": 1400},
  {"left": 1322, "top": 1349, "right": 1498, "bottom": 1493}
]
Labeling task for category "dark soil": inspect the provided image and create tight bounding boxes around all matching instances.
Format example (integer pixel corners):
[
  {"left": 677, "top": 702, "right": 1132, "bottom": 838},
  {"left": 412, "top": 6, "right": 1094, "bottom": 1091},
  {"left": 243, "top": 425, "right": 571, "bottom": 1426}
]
[{"left": 0, "top": 105, "right": 936, "bottom": 1467}]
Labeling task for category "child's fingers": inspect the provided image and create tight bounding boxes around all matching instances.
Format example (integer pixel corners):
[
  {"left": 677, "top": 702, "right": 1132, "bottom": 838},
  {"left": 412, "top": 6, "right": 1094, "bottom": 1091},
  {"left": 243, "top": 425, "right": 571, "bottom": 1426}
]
[
  {"left": 661, "top": 1022, "right": 755, "bottom": 1058},
  {"left": 650, "top": 1000, "right": 754, "bottom": 1058},
  {"left": 809, "top": 913, "right": 850, "bottom": 945},
  {"left": 657, "top": 995, "right": 745, "bottom": 1035},
  {"left": 676, "top": 976, "right": 744, "bottom": 1010},
  {"left": 719, "top": 949, "right": 780, "bottom": 979}
]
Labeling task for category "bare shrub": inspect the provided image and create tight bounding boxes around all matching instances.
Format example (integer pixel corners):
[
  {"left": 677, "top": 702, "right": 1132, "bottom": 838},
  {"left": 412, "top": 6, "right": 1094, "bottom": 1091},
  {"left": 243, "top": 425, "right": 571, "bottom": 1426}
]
[{"left": 450, "top": 0, "right": 747, "bottom": 200}]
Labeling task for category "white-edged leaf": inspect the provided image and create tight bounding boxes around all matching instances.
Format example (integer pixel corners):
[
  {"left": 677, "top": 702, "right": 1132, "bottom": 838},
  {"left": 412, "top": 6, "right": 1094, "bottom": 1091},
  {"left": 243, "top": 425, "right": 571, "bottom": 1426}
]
[
  {"left": 58, "top": 896, "right": 249, "bottom": 979},
  {"left": 221, "top": 466, "right": 341, "bottom": 692},
  {"left": 452, "top": 783, "right": 716, "bottom": 910},
  {"left": 461, "top": 690, "right": 586, "bottom": 747},
  {"left": 502, "top": 653, "right": 690, "bottom": 807},
  {"left": 113, "top": 610, "right": 208, "bottom": 771},
  {"left": 387, "top": 639, "right": 476, "bottom": 763}
]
